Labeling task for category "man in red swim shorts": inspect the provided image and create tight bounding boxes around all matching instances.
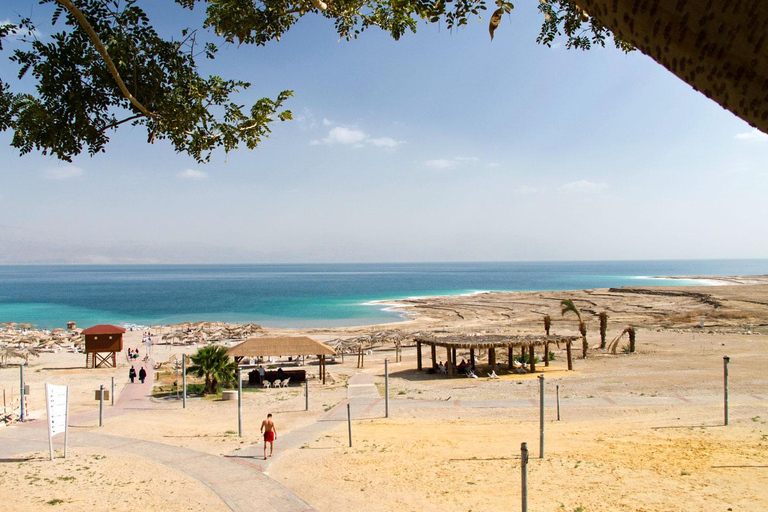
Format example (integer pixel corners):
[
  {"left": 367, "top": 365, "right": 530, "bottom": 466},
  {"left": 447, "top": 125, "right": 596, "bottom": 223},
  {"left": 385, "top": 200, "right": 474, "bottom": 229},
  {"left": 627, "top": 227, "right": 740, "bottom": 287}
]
[{"left": 261, "top": 413, "right": 277, "bottom": 460}]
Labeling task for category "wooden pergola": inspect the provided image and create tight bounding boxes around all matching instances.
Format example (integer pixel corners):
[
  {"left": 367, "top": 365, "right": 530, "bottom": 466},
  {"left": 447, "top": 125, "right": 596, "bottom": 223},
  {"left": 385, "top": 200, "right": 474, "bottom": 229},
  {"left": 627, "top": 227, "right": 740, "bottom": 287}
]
[
  {"left": 414, "top": 334, "right": 581, "bottom": 377},
  {"left": 227, "top": 336, "right": 336, "bottom": 384}
]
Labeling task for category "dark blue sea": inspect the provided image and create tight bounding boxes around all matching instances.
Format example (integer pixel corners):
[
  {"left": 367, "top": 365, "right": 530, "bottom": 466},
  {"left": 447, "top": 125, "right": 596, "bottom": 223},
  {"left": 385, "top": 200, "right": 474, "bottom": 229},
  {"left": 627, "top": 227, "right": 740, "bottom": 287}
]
[{"left": 0, "top": 260, "right": 765, "bottom": 329}]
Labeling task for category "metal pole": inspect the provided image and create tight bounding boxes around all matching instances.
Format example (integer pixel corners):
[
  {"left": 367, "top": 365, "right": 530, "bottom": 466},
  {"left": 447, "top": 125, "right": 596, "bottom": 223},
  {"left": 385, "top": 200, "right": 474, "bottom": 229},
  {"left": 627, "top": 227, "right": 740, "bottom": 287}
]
[
  {"left": 19, "top": 364, "right": 24, "bottom": 421},
  {"left": 305, "top": 379, "right": 309, "bottom": 412},
  {"left": 347, "top": 403, "right": 352, "bottom": 448},
  {"left": 237, "top": 367, "right": 243, "bottom": 437},
  {"left": 385, "top": 359, "right": 390, "bottom": 418},
  {"left": 182, "top": 356, "right": 187, "bottom": 409},
  {"left": 539, "top": 375, "right": 545, "bottom": 458},
  {"left": 99, "top": 385, "right": 104, "bottom": 427},
  {"left": 111, "top": 377, "right": 115, "bottom": 406},
  {"left": 64, "top": 386, "right": 69, "bottom": 458},
  {"left": 521, "top": 442, "right": 529, "bottom": 512},
  {"left": 556, "top": 385, "right": 561, "bottom": 421},
  {"left": 723, "top": 356, "right": 730, "bottom": 426},
  {"left": 176, "top": 361, "right": 180, "bottom": 400}
]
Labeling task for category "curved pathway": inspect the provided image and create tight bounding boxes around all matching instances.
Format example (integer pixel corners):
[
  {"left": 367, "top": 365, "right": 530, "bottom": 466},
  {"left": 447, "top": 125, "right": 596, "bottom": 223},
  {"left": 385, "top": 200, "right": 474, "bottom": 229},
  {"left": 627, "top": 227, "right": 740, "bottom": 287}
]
[{"left": 0, "top": 361, "right": 314, "bottom": 512}]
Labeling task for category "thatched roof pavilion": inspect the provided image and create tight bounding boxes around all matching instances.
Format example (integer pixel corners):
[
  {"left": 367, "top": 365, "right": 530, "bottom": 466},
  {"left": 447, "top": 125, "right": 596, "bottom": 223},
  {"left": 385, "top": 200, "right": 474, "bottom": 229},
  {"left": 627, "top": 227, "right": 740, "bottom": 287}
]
[
  {"left": 414, "top": 334, "right": 580, "bottom": 376},
  {"left": 227, "top": 336, "right": 336, "bottom": 384}
]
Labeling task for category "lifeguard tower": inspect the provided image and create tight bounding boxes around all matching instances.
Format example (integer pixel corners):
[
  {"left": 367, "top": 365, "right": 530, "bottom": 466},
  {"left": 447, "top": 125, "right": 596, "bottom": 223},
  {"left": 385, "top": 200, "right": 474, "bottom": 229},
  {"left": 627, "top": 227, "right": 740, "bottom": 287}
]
[{"left": 82, "top": 324, "right": 126, "bottom": 368}]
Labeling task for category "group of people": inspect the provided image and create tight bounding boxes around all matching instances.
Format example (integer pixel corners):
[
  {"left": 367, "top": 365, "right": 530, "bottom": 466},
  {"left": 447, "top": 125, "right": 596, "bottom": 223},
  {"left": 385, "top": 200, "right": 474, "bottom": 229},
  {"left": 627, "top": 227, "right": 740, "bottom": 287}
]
[
  {"left": 128, "top": 365, "right": 147, "bottom": 383},
  {"left": 437, "top": 359, "right": 474, "bottom": 374},
  {"left": 127, "top": 348, "right": 140, "bottom": 359}
]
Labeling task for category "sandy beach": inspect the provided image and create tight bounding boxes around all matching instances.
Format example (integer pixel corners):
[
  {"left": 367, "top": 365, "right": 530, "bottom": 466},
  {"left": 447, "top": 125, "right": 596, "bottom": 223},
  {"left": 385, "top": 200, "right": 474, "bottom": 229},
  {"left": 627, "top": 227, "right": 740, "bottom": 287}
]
[{"left": 2, "top": 277, "right": 768, "bottom": 511}]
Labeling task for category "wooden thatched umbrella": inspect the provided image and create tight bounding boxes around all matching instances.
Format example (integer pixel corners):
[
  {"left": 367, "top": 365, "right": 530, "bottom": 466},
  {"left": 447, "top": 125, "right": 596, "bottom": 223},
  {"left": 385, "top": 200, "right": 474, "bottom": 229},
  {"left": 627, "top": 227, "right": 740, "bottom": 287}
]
[{"left": 227, "top": 336, "right": 336, "bottom": 384}]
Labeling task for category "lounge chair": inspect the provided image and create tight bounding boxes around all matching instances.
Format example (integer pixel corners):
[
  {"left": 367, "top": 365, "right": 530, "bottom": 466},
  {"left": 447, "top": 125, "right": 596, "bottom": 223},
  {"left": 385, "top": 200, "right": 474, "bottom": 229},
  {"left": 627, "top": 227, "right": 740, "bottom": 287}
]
[
  {"left": 262, "top": 381, "right": 271, "bottom": 389},
  {"left": 465, "top": 369, "right": 478, "bottom": 379},
  {"left": 280, "top": 378, "right": 290, "bottom": 388},
  {"left": 488, "top": 371, "right": 499, "bottom": 379}
]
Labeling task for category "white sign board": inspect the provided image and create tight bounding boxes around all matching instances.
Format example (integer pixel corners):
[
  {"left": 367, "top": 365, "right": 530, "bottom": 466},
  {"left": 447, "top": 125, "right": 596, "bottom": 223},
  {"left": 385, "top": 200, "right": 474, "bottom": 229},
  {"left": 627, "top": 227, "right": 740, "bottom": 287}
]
[{"left": 45, "top": 383, "right": 69, "bottom": 459}]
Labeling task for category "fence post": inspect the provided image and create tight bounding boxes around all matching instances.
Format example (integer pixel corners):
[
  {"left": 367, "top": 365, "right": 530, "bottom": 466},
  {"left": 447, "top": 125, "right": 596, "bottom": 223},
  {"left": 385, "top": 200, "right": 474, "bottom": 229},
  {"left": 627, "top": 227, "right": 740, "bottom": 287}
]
[
  {"left": 182, "top": 356, "right": 187, "bottom": 409},
  {"left": 305, "top": 379, "right": 309, "bottom": 411},
  {"left": 521, "top": 442, "right": 529, "bottom": 512},
  {"left": 556, "top": 385, "right": 561, "bottom": 421},
  {"left": 347, "top": 403, "right": 353, "bottom": 448},
  {"left": 385, "top": 359, "right": 390, "bottom": 418},
  {"left": 237, "top": 367, "right": 243, "bottom": 437},
  {"left": 539, "top": 375, "right": 545, "bottom": 458},
  {"left": 723, "top": 356, "right": 730, "bottom": 426},
  {"left": 19, "top": 365, "right": 25, "bottom": 421},
  {"left": 111, "top": 377, "right": 115, "bottom": 406},
  {"left": 99, "top": 385, "right": 104, "bottom": 427}
]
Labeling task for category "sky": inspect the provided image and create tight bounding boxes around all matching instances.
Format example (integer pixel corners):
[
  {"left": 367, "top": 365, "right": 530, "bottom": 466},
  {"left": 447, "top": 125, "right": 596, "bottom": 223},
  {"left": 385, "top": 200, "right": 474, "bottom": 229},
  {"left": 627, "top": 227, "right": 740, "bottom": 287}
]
[{"left": 1, "top": 1, "right": 767, "bottom": 264}]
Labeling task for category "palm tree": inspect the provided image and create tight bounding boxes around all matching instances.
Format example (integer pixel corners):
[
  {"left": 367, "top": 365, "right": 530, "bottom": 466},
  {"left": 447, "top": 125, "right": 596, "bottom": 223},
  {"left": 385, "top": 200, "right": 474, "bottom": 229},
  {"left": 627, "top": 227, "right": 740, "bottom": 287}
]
[
  {"left": 561, "top": 299, "right": 588, "bottom": 359},
  {"left": 598, "top": 311, "right": 608, "bottom": 349},
  {"left": 187, "top": 345, "right": 237, "bottom": 395}
]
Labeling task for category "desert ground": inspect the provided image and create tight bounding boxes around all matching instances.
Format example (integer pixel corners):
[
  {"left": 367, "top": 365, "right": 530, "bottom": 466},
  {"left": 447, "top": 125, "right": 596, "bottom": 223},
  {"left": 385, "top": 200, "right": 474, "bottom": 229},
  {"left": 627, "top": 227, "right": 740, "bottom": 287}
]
[{"left": 1, "top": 277, "right": 768, "bottom": 511}]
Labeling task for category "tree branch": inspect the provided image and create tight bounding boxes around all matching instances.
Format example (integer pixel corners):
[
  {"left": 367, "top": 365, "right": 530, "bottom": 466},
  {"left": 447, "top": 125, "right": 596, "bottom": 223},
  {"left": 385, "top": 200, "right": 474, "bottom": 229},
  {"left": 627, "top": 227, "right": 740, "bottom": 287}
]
[
  {"left": 101, "top": 113, "right": 143, "bottom": 132},
  {"left": 55, "top": 0, "right": 156, "bottom": 120}
]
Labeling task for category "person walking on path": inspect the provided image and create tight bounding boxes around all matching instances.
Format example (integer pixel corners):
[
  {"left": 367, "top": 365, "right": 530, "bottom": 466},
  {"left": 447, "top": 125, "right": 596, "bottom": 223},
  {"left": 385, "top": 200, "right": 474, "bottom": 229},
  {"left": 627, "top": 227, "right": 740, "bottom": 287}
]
[
  {"left": 129, "top": 366, "right": 137, "bottom": 383},
  {"left": 260, "top": 413, "right": 277, "bottom": 460},
  {"left": 139, "top": 367, "right": 147, "bottom": 384}
]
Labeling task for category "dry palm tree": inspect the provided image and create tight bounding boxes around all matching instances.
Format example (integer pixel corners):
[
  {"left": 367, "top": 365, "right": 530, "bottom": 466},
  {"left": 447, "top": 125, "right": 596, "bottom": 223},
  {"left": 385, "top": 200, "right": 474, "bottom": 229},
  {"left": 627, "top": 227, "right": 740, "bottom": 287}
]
[
  {"left": 561, "top": 299, "right": 588, "bottom": 359},
  {"left": 598, "top": 311, "right": 608, "bottom": 349},
  {"left": 607, "top": 326, "right": 637, "bottom": 355},
  {"left": 543, "top": 315, "right": 551, "bottom": 336}
]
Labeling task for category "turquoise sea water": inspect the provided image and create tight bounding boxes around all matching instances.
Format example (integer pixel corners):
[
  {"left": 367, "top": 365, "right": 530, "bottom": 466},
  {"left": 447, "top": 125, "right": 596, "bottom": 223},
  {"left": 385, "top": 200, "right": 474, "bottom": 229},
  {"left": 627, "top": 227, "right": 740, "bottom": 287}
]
[{"left": 0, "top": 260, "right": 765, "bottom": 329}]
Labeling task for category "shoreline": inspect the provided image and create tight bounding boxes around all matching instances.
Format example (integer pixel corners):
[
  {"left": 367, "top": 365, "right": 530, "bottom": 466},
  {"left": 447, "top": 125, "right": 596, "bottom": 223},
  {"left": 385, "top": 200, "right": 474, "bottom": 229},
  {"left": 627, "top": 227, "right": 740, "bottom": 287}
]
[{"left": 4, "top": 274, "right": 767, "bottom": 331}]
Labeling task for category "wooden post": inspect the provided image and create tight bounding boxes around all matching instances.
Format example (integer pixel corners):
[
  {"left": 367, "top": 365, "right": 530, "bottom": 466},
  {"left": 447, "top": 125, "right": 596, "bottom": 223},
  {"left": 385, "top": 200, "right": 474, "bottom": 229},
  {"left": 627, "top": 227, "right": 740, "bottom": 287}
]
[
  {"left": 566, "top": 340, "right": 573, "bottom": 370},
  {"left": 452, "top": 347, "right": 457, "bottom": 366},
  {"left": 489, "top": 347, "right": 496, "bottom": 370},
  {"left": 521, "top": 442, "right": 529, "bottom": 512},
  {"left": 446, "top": 347, "right": 453, "bottom": 377},
  {"left": 544, "top": 342, "right": 550, "bottom": 366},
  {"left": 508, "top": 346, "right": 514, "bottom": 371},
  {"left": 723, "top": 356, "right": 730, "bottom": 426},
  {"left": 469, "top": 348, "right": 475, "bottom": 370},
  {"left": 322, "top": 355, "right": 326, "bottom": 385},
  {"left": 529, "top": 345, "right": 536, "bottom": 373},
  {"left": 416, "top": 341, "right": 422, "bottom": 371},
  {"left": 431, "top": 344, "right": 437, "bottom": 369}
]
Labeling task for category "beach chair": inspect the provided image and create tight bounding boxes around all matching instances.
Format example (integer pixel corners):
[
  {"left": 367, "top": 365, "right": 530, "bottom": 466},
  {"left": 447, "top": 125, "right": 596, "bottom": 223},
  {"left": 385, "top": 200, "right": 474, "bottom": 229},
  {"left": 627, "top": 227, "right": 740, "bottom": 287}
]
[
  {"left": 438, "top": 365, "right": 447, "bottom": 374},
  {"left": 487, "top": 371, "right": 499, "bottom": 379},
  {"left": 465, "top": 369, "right": 478, "bottom": 379},
  {"left": 262, "top": 380, "right": 271, "bottom": 389},
  {"left": 280, "top": 378, "right": 290, "bottom": 388}
]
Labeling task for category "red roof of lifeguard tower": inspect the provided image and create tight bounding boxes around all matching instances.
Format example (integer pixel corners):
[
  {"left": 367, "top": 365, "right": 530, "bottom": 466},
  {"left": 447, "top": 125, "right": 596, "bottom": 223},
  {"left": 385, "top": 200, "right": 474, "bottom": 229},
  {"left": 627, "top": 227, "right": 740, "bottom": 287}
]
[{"left": 81, "top": 324, "right": 126, "bottom": 335}]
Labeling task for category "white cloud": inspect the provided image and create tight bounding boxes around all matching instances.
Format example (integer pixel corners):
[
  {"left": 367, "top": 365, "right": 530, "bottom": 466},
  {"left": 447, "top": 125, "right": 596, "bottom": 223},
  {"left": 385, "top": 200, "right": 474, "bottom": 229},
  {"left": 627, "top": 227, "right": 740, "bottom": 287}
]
[
  {"left": 561, "top": 180, "right": 609, "bottom": 193},
  {"left": 734, "top": 128, "right": 768, "bottom": 141},
  {"left": 424, "top": 159, "right": 459, "bottom": 170},
  {"left": 424, "top": 156, "right": 481, "bottom": 170},
  {"left": 311, "top": 125, "right": 404, "bottom": 148},
  {"left": 44, "top": 166, "right": 84, "bottom": 180},
  {"left": 313, "top": 126, "right": 367, "bottom": 146},
  {"left": 176, "top": 169, "right": 208, "bottom": 180},
  {"left": 322, "top": 118, "right": 333, "bottom": 127},
  {"left": 369, "top": 137, "right": 404, "bottom": 148}
]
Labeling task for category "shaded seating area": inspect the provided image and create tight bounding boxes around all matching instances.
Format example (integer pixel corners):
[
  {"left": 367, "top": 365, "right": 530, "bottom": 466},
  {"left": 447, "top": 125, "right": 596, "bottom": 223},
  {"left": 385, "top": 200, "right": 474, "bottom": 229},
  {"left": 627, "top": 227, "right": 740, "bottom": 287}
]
[
  {"left": 227, "top": 336, "right": 336, "bottom": 384},
  {"left": 248, "top": 368, "right": 306, "bottom": 386},
  {"left": 414, "top": 334, "right": 581, "bottom": 377}
]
